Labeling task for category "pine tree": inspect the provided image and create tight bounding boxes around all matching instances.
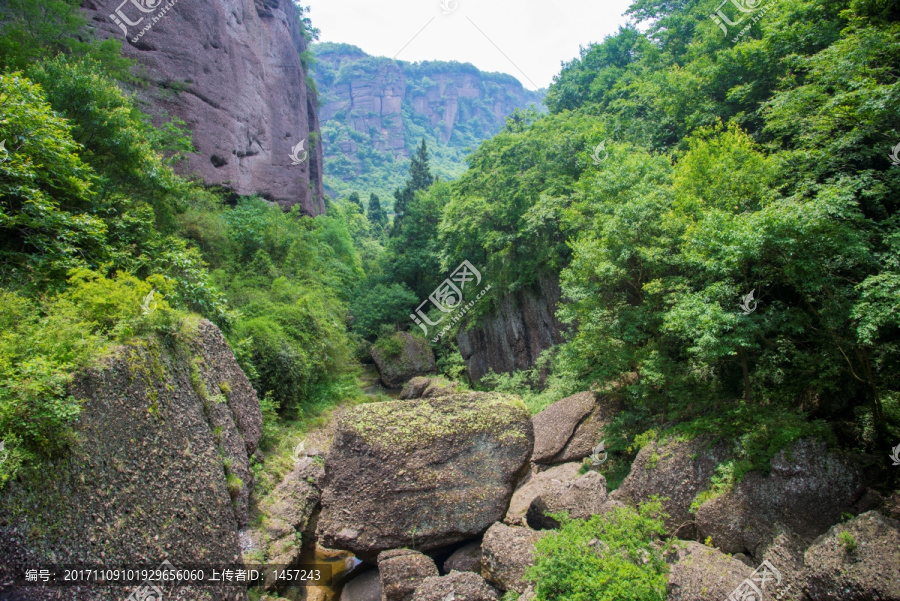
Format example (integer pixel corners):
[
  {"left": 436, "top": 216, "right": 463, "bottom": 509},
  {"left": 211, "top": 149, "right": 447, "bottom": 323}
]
[
  {"left": 367, "top": 193, "right": 387, "bottom": 226},
  {"left": 347, "top": 192, "right": 362, "bottom": 208},
  {"left": 391, "top": 139, "right": 433, "bottom": 236}
]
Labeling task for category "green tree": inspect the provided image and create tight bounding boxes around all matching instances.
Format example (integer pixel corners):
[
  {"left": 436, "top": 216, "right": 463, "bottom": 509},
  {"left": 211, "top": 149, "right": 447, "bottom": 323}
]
[
  {"left": 391, "top": 139, "right": 433, "bottom": 235},
  {"left": 367, "top": 192, "right": 388, "bottom": 227}
]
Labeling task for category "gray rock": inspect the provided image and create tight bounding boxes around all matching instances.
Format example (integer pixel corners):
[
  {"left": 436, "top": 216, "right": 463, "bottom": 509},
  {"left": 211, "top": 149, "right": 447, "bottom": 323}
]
[
  {"left": 412, "top": 571, "right": 500, "bottom": 601},
  {"left": 610, "top": 437, "right": 729, "bottom": 534},
  {"left": 752, "top": 524, "right": 807, "bottom": 601},
  {"left": 556, "top": 396, "right": 623, "bottom": 463},
  {"left": 804, "top": 511, "right": 900, "bottom": 601},
  {"left": 443, "top": 542, "right": 482, "bottom": 574},
  {"left": 340, "top": 569, "right": 382, "bottom": 601},
  {"left": 371, "top": 332, "right": 437, "bottom": 388},
  {"left": 505, "top": 463, "right": 582, "bottom": 526},
  {"left": 667, "top": 541, "right": 752, "bottom": 601},
  {"left": 526, "top": 471, "right": 611, "bottom": 530},
  {"left": 317, "top": 393, "right": 533, "bottom": 559},
  {"left": 696, "top": 438, "right": 865, "bottom": 554},
  {"left": 378, "top": 549, "right": 439, "bottom": 601},
  {"left": 80, "top": 0, "right": 326, "bottom": 215},
  {"left": 480, "top": 523, "right": 546, "bottom": 594},
  {"left": 261, "top": 458, "right": 324, "bottom": 564},
  {"left": 0, "top": 319, "right": 259, "bottom": 581}
]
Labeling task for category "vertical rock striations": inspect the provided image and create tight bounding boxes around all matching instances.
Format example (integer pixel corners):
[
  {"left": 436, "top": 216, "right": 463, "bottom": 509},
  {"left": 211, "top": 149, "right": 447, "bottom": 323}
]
[
  {"left": 457, "top": 276, "right": 564, "bottom": 384},
  {"left": 80, "top": 0, "right": 325, "bottom": 214}
]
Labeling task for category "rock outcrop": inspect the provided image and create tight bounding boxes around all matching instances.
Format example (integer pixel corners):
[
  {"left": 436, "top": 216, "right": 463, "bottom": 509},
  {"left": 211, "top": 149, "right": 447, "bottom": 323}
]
[
  {"left": 80, "top": 0, "right": 325, "bottom": 214},
  {"left": 317, "top": 392, "right": 533, "bottom": 559},
  {"left": 0, "top": 318, "right": 261, "bottom": 598},
  {"left": 457, "top": 276, "right": 564, "bottom": 383},
  {"left": 666, "top": 542, "right": 752, "bottom": 601},
  {"left": 526, "top": 471, "right": 620, "bottom": 530},
  {"left": 399, "top": 376, "right": 462, "bottom": 400},
  {"left": 531, "top": 391, "right": 622, "bottom": 464},
  {"left": 695, "top": 438, "right": 866, "bottom": 554},
  {"left": 610, "top": 437, "right": 729, "bottom": 534},
  {"left": 804, "top": 511, "right": 900, "bottom": 600},
  {"left": 504, "top": 462, "right": 582, "bottom": 526},
  {"left": 370, "top": 332, "right": 437, "bottom": 388},
  {"left": 480, "top": 523, "right": 545, "bottom": 595},
  {"left": 258, "top": 456, "right": 324, "bottom": 567},
  {"left": 412, "top": 571, "right": 500, "bottom": 601}
]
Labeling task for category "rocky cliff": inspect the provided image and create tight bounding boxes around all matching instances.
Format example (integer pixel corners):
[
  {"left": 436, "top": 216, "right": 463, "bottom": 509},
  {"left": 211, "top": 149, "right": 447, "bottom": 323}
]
[
  {"left": 457, "top": 276, "right": 564, "bottom": 383},
  {"left": 0, "top": 319, "right": 261, "bottom": 600},
  {"left": 80, "top": 0, "right": 325, "bottom": 215},
  {"left": 311, "top": 42, "right": 545, "bottom": 202}
]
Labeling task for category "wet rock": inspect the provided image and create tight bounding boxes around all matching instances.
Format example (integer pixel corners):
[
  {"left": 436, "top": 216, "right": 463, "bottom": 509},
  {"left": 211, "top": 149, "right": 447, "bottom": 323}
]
[
  {"left": 505, "top": 462, "right": 582, "bottom": 526},
  {"left": 610, "top": 437, "right": 729, "bottom": 534},
  {"left": 667, "top": 541, "right": 752, "bottom": 601},
  {"left": 443, "top": 542, "right": 482, "bottom": 574},
  {"left": 526, "top": 471, "right": 614, "bottom": 530},
  {"left": 318, "top": 393, "right": 533, "bottom": 559},
  {"left": 378, "top": 549, "right": 439, "bottom": 601},
  {"left": 412, "top": 571, "right": 500, "bottom": 601},
  {"left": 696, "top": 439, "right": 865, "bottom": 554},
  {"left": 339, "top": 569, "right": 382, "bottom": 601},
  {"left": 480, "top": 523, "right": 546, "bottom": 594},
  {"left": 804, "top": 511, "right": 900, "bottom": 600},
  {"left": 371, "top": 332, "right": 437, "bottom": 388}
]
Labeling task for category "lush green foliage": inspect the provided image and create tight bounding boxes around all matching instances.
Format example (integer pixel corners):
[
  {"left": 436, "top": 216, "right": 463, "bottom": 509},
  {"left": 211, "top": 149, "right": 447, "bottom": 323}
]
[{"left": 526, "top": 501, "right": 670, "bottom": 601}]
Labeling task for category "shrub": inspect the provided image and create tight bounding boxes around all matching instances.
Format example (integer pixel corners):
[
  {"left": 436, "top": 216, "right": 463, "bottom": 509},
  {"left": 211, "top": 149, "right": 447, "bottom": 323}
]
[{"left": 527, "top": 500, "right": 670, "bottom": 601}]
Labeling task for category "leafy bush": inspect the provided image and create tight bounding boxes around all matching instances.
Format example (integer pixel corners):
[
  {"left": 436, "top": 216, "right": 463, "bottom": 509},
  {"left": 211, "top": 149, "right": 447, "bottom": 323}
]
[
  {"left": 526, "top": 500, "right": 670, "bottom": 601},
  {"left": 350, "top": 282, "right": 419, "bottom": 340}
]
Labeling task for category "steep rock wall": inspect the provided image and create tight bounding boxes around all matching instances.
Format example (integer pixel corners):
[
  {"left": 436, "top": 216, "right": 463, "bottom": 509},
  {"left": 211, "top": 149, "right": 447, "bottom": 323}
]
[
  {"left": 0, "top": 319, "right": 261, "bottom": 599},
  {"left": 81, "top": 0, "right": 325, "bottom": 214},
  {"left": 457, "top": 276, "right": 564, "bottom": 383}
]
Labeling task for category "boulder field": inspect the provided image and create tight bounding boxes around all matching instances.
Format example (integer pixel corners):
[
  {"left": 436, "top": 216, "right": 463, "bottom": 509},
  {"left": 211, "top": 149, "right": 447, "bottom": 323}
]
[{"left": 297, "top": 384, "right": 899, "bottom": 601}]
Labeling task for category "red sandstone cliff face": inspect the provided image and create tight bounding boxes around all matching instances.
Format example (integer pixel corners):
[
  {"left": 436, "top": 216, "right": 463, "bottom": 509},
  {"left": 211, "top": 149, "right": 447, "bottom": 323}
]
[{"left": 81, "top": 0, "right": 325, "bottom": 215}]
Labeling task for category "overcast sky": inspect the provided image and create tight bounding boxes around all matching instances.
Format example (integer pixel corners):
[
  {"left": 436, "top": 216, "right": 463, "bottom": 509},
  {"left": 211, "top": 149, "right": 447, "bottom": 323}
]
[{"left": 304, "top": 0, "right": 635, "bottom": 90}]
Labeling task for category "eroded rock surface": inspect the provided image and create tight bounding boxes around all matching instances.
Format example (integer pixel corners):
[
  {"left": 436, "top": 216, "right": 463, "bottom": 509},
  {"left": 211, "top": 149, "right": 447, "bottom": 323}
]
[
  {"left": 412, "top": 571, "right": 500, "bottom": 601},
  {"left": 80, "top": 0, "right": 325, "bottom": 214},
  {"left": 399, "top": 376, "right": 462, "bottom": 400},
  {"left": 378, "top": 549, "right": 439, "bottom": 601},
  {"left": 666, "top": 541, "right": 752, "bottom": 601},
  {"left": 318, "top": 392, "right": 533, "bottom": 558},
  {"left": 443, "top": 542, "right": 483, "bottom": 574},
  {"left": 505, "top": 462, "right": 582, "bottom": 526},
  {"left": 526, "top": 471, "right": 618, "bottom": 530},
  {"left": 480, "top": 523, "right": 545, "bottom": 595},
  {"left": 0, "top": 319, "right": 261, "bottom": 599}
]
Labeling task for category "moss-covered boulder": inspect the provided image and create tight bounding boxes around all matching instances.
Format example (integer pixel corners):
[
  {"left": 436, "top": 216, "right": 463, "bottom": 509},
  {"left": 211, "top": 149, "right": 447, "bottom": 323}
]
[
  {"left": 317, "top": 392, "right": 533, "bottom": 559},
  {"left": 370, "top": 332, "right": 436, "bottom": 388}
]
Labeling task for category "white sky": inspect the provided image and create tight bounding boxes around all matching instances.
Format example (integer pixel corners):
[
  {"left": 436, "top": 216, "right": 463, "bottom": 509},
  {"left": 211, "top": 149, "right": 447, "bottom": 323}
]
[{"left": 304, "top": 0, "right": 636, "bottom": 90}]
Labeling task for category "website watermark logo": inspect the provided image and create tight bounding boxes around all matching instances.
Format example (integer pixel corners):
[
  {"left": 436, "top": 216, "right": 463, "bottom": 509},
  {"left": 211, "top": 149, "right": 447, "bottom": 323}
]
[
  {"left": 589, "top": 440, "right": 608, "bottom": 466},
  {"left": 439, "top": 0, "right": 458, "bottom": 15},
  {"left": 890, "top": 443, "right": 900, "bottom": 466},
  {"left": 591, "top": 141, "right": 609, "bottom": 166},
  {"left": 0, "top": 139, "right": 8, "bottom": 163},
  {"left": 710, "top": 0, "right": 773, "bottom": 43},
  {"left": 109, "top": 0, "right": 180, "bottom": 43},
  {"left": 726, "top": 559, "right": 792, "bottom": 601},
  {"left": 289, "top": 139, "right": 308, "bottom": 165},
  {"left": 410, "top": 260, "right": 491, "bottom": 342},
  {"left": 0, "top": 440, "right": 7, "bottom": 465},
  {"left": 292, "top": 441, "right": 308, "bottom": 465},
  {"left": 740, "top": 289, "right": 758, "bottom": 315},
  {"left": 889, "top": 143, "right": 900, "bottom": 166}
]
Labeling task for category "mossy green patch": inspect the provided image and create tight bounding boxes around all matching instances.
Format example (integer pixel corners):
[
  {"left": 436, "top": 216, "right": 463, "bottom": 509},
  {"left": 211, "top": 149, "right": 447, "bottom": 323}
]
[{"left": 344, "top": 392, "right": 529, "bottom": 449}]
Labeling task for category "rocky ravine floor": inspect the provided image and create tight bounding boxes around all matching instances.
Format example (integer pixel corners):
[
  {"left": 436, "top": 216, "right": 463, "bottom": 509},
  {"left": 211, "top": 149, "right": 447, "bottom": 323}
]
[{"left": 246, "top": 376, "right": 900, "bottom": 601}]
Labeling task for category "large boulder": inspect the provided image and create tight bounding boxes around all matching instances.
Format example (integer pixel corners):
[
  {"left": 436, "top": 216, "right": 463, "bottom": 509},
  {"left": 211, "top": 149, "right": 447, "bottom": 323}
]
[
  {"left": 340, "top": 569, "right": 382, "bottom": 601},
  {"left": 318, "top": 392, "right": 533, "bottom": 559},
  {"left": 804, "top": 511, "right": 900, "bottom": 600},
  {"left": 695, "top": 438, "right": 866, "bottom": 554},
  {"left": 371, "top": 332, "right": 437, "bottom": 388},
  {"left": 443, "top": 542, "right": 483, "bottom": 574},
  {"left": 505, "top": 462, "right": 582, "bottom": 526},
  {"left": 610, "top": 437, "right": 729, "bottom": 533},
  {"left": 752, "top": 524, "right": 807, "bottom": 601},
  {"left": 378, "top": 549, "right": 439, "bottom": 601},
  {"left": 412, "top": 571, "right": 500, "bottom": 601},
  {"left": 667, "top": 541, "right": 752, "bottom": 601},
  {"left": 0, "top": 319, "right": 260, "bottom": 598},
  {"left": 526, "top": 471, "right": 618, "bottom": 530},
  {"left": 480, "top": 523, "right": 546, "bottom": 594},
  {"left": 400, "top": 376, "right": 462, "bottom": 400},
  {"left": 531, "top": 391, "right": 594, "bottom": 463}
]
